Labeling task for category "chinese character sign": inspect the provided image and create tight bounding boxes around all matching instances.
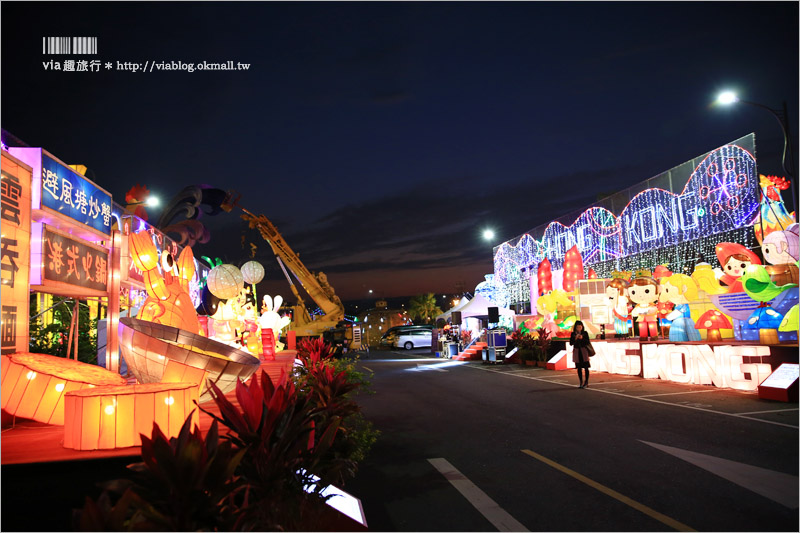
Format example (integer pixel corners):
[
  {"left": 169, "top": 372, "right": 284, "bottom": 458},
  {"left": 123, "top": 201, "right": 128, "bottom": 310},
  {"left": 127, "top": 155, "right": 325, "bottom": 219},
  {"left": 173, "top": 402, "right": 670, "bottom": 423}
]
[
  {"left": 40, "top": 154, "right": 111, "bottom": 234},
  {"left": 1, "top": 152, "right": 32, "bottom": 355},
  {"left": 42, "top": 226, "right": 109, "bottom": 292}
]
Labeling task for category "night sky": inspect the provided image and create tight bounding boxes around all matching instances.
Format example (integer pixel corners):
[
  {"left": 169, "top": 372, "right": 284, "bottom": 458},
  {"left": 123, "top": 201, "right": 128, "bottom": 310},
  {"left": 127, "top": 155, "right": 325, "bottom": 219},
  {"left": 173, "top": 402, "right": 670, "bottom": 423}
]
[{"left": 2, "top": 1, "right": 797, "bottom": 302}]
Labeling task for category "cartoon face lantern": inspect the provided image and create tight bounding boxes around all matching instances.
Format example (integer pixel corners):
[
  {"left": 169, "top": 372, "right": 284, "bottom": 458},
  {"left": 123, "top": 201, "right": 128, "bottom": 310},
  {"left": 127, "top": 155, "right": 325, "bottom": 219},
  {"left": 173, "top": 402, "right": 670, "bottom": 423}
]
[
  {"left": 762, "top": 223, "right": 800, "bottom": 265},
  {"left": 715, "top": 242, "right": 761, "bottom": 293},
  {"left": 628, "top": 270, "right": 660, "bottom": 340},
  {"left": 129, "top": 231, "right": 202, "bottom": 335}
]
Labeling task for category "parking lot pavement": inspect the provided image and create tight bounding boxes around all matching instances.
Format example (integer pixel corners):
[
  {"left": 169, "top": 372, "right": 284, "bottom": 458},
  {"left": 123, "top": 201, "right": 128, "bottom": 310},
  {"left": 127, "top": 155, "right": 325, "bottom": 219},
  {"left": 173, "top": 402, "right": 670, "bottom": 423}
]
[{"left": 467, "top": 363, "right": 799, "bottom": 428}]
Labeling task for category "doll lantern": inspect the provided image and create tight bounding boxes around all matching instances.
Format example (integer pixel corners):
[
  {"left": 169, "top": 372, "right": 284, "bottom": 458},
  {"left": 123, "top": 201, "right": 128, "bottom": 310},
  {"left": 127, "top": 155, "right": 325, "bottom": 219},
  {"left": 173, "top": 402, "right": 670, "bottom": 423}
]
[
  {"left": 207, "top": 264, "right": 244, "bottom": 300},
  {"left": 696, "top": 310, "right": 732, "bottom": 342}
]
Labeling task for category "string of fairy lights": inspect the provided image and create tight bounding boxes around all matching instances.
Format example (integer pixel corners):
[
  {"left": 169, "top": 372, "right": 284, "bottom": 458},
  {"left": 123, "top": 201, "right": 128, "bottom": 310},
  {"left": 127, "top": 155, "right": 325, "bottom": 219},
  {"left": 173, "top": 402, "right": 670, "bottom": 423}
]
[{"left": 491, "top": 136, "right": 768, "bottom": 304}]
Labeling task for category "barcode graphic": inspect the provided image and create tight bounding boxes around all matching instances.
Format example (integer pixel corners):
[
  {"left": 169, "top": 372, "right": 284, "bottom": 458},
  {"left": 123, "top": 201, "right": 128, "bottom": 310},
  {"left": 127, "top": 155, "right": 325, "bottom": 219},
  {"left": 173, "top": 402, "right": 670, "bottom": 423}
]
[{"left": 42, "top": 37, "right": 97, "bottom": 55}]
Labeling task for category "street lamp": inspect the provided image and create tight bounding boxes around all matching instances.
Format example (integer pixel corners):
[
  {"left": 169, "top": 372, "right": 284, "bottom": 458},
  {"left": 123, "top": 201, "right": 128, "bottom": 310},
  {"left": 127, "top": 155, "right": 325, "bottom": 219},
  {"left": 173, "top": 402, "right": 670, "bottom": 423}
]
[
  {"left": 716, "top": 91, "right": 796, "bottom": 211},
  {"left": 126, "top": 196, "right": 160, "bottom": 207},
  {"left": 482, "top": 229, "right": 495, "bottom": 241}
]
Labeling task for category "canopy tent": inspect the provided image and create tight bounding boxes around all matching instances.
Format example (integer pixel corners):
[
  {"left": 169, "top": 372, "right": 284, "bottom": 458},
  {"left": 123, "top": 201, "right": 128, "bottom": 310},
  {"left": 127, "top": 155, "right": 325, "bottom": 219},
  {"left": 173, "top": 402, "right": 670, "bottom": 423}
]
[
  {"left": 459, "top": 293, "right": 515, "bottom": 319},
  {"left": 435, "top": 296, "right": 471, "bottom": 322}
]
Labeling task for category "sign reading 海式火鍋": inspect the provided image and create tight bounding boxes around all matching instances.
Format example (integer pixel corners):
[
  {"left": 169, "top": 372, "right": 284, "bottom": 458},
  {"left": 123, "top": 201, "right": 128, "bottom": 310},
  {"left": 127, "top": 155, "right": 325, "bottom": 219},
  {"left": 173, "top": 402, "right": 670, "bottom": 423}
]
[
  {"left": 40, "top": 154, "right": 112, "bottom": 234},
  {"left": 42, "top": 226, "right": 109, "bottom": 292}
]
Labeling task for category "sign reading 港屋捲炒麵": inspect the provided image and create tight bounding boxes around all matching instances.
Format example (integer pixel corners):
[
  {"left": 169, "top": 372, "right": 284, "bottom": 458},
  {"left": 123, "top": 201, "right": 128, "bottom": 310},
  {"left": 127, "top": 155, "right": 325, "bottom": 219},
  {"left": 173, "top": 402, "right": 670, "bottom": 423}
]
[
  {"left": 42, "top": 226, "right": 109, "bottom": 292},
  {"left": 40, "top": 154, "right": 111, "bottom": 234}
]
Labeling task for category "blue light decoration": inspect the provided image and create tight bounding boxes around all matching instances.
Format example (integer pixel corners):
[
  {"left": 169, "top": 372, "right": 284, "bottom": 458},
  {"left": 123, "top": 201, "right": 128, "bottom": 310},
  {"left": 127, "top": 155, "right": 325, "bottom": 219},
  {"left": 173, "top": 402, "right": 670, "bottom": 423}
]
[
  {"left": 543, "top": 207, "right": 620, "bottom": 270},
  {"left": 40, "top": 154, "right": 112, "bottom": 234},
  {"left": 621, "top": 144, "right": 759, "bottom": 256},
  {"left": 474, "top": 274, "right": 509, "bottom": 309},
  {"left": 492, "top": 135, "right": 760, "bottom": 301}
]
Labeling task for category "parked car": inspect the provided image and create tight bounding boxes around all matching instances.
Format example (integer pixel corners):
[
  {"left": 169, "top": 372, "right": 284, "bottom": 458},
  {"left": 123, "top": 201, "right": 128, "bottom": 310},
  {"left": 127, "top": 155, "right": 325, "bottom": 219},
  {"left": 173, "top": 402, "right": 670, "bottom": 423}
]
[
  {"left": 393, "top": 329, "right": 433, "bottom": 350},
  {"left": 380, "top": 325, "right": 433, "bottom": 347}
]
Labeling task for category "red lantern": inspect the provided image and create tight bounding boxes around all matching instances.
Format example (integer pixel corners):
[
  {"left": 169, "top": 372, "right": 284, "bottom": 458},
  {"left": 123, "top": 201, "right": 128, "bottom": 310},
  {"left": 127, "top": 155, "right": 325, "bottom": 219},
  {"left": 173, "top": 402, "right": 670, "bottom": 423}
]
[
  {"left": 587, "top": 268, "right": 597, "bottom": 279},
  {"left": 537, "top": 258, "right": 553, "bottom": 296},
  {"left": 562, "top": 245, "right": 584, "bottom": 292}
]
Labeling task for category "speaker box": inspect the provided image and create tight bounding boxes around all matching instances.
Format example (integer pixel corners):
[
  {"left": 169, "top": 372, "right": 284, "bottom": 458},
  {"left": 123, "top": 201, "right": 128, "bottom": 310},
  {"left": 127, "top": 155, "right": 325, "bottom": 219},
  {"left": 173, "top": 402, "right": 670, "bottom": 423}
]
[
  {"left": 488, "top": 307, "right": 499, "bottom": 323},
  {"left": 451, "top": 311, "right": 462, "bottom": 324}
]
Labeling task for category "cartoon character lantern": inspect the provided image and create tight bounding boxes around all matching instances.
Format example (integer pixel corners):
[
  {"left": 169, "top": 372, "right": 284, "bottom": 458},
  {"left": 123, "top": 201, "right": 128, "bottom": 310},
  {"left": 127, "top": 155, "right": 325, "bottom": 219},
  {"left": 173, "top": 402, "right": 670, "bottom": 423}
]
[
  {"left": 129, "top": 231, "right": 202, "bottom": 335},
  {"left": 659, "top": 274, "right": 701, "bottom": 342},
  {"left": 605, "top": 272, "right": 630, "bottom": 337},
  {"left": 628, "top": 269, "right": 660, "bottom": 340},
  {"left": 714, "top": 242, "right": 761, "bottom": 293},
  {"left": 762, "top": 223, "right": 799, "bottom": 286}
]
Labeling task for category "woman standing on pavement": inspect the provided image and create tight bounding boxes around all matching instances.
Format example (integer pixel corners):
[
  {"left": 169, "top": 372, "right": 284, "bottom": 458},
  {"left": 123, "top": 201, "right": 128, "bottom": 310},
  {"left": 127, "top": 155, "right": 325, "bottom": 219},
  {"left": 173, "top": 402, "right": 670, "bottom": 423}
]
[{"left": 570, "top": 321, "right": 593, "bottom": 388}]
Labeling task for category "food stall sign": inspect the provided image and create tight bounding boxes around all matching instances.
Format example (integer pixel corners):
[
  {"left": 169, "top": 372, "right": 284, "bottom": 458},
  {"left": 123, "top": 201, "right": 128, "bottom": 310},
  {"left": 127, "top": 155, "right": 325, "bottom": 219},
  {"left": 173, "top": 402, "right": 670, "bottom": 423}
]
[
  {"left": 40, "top": 154, "right": 112, "bottom": 235},
  {"left": 42, "top": 225, "right": 109, "bottom": 292}
]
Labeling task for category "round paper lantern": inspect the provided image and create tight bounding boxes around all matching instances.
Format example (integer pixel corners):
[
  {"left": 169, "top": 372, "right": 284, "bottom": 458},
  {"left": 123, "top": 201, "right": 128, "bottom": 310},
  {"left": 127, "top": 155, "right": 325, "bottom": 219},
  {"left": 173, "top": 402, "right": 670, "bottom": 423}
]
[
  {"left": 241, "top": 260, "right": 265, "bottom": 285},
  {"left": 206, "top": 264, "right": 244, "bottom": 300}
]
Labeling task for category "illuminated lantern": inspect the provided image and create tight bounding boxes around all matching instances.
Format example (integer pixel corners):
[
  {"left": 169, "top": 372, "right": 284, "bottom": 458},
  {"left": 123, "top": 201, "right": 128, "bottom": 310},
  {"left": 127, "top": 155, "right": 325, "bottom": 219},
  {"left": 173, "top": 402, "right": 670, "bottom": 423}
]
[
  {"left": 754, "top": 175, "right": 795, "bottom": 244},
  {"left": 746, "top": 306, "right": 784, "bottom": 345},
  {"left": 696, "top": 310, "right": 732, "bottom": 342},
  {"left": 207, "top": 264, "right": 244, "bottom": 300},
  {"left": 653, "top": 264, "right": 672, "bottom": 281},
  {"left": 241, "top": 260, "right": 265, "bottom": 285},
  {"left": 129, "top": 231, "right": 202, "bottom": 335},
  {"left": 119, "top": 317, "right": 260, "bottom": 402},
  {"left": 587, "top": 268, "right": 597, "bottom": 279},
  {"left": 562, "top": 245, "right": 584, "bottom": 292},
  {"left": 1, "top": 353, "right": 126, "bottom": 425},
  {"left": 537, "top": 258, "right": 553, "bottom": 296},
  {"left": 779, "top": 304, "right": 799, "bottom": 332},
  {"left": 63, "top": 382, "right": 199, "bottom": 450}
]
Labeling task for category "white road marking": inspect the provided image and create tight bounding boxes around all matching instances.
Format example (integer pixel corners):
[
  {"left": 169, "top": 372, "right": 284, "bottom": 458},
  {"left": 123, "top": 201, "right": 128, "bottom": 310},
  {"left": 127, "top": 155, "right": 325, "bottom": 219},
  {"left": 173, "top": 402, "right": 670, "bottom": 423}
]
[
  {"left": 466, "top": 365, "right": 799, "bottom": 429},
  {"left": 428, "top": 458, "right": 529, "bottom": 532},
  {"left": 641, "top": 440, "right": 799, "bottom": 509},
  {"left": 640, "top": 389, "right": 723, "bottom": 398},
  {"left": 735, "top": 407, "right": 799, "bottom": 415}
]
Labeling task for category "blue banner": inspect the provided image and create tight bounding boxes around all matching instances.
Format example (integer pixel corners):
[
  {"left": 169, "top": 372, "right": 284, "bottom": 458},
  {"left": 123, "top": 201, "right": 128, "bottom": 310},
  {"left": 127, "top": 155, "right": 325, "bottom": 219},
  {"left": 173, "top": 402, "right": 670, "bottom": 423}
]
[{"left": 40, "top": 154, "right": 112, "bottom": 234}]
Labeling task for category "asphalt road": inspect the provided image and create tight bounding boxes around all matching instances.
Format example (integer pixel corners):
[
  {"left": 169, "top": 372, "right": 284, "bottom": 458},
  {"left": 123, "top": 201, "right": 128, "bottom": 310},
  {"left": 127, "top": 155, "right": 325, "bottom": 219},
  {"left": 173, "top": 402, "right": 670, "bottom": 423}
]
[{"left": 345, "top": 348, "right": 799, "bottom": 532}]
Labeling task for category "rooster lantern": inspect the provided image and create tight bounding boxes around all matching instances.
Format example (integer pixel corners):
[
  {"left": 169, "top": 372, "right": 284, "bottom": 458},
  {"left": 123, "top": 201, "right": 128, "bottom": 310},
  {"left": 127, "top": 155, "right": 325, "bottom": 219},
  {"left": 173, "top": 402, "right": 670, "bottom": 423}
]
[{"left": 129, "top": 230, "right": 202, "bottom": 335}]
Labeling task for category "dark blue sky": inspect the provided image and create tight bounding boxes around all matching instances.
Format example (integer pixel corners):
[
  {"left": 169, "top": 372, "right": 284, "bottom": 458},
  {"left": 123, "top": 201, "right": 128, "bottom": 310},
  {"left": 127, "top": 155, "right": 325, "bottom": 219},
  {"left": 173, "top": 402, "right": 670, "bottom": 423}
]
[{"left": 2, "top": 1, "right": 797, "bottom": 300}]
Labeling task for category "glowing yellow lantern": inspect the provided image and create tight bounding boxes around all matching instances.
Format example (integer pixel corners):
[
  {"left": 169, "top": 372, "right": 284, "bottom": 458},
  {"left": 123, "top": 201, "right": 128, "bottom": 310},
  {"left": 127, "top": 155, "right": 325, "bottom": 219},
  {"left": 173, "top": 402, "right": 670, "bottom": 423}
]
[
  {"left": 63, "top": 382, "right": 199, "bottom": 450},
  {"left": 119, "top": 317, "right": 259, "bottom": 402},
  {"left": 1, "top": 353, "right": 126, "bottom": 425},
  {"left": 207, "top": 264, "right": 244, "bottom": 300}
]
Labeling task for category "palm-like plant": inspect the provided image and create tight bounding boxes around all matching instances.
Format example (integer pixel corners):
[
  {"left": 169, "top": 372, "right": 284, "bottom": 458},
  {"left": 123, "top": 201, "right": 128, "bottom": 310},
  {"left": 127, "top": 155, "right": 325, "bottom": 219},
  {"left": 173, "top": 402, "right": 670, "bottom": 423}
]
[{"left": 408, "top": 293, "right": 443, "bottom": 324}]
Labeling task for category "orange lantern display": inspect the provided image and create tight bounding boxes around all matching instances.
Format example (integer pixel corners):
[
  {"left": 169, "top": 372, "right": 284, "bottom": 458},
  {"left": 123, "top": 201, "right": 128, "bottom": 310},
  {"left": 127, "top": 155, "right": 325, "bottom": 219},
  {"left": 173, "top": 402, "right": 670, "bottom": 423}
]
[
  {"left": 63, "top": 382, "right": 199, "bottom": 450},
  {"left": 119, "top": 317, "right": 259, "bottom": 402},
  {"left": 1, "top": 353, "right": 126, "bottom": 425},
  {"left": 562, "top": 245, "right": 584, "bottom": 292}
]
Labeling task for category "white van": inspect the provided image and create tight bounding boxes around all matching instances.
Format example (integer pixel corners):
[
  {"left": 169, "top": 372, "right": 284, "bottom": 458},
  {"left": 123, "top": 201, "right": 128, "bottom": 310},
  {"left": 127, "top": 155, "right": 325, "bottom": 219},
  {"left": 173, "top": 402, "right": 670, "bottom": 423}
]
[{"left": 393, "top": 329, "right": 433, "bottom": 350}]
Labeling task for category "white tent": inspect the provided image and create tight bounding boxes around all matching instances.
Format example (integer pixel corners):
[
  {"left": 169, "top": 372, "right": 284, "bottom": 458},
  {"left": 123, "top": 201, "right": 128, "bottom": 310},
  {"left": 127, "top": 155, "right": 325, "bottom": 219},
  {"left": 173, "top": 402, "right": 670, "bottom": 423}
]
[
  {"left": 435, "top": 296, "right": 471, "bottom": 322},
  {"left": 459, "top": 293, "right": 515, "bottom": 319}
]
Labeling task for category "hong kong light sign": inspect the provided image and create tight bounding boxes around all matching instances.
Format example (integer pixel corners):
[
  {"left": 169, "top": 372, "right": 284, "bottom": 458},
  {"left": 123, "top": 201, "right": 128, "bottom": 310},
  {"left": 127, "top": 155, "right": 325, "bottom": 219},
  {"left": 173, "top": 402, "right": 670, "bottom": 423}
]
[
  {"left": 493, "top": 134, "right": 759, "bottom": 281},
  {"left": 40, "top": 154, "right": 112, "bottom": 235}
]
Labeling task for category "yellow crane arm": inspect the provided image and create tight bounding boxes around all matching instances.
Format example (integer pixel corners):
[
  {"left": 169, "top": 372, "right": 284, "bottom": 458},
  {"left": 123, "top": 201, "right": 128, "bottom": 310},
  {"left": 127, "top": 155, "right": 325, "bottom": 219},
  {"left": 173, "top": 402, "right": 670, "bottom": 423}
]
[{"left": 240, "top": 207, "right": 344, "bottom": 323}]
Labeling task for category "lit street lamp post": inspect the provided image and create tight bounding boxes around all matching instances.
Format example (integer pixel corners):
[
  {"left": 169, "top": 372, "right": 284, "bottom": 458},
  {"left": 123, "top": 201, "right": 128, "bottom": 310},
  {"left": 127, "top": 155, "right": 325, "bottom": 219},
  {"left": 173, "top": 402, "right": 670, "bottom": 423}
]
[{"left": 716, "top": 91, "right": 797, "bottom": 212}]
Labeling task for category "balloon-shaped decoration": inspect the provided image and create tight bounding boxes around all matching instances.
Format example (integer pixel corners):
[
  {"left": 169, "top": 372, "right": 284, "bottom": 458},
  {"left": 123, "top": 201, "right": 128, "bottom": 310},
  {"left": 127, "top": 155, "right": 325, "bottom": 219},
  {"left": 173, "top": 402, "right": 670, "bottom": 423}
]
[
  {"left": 207, "top": 264, "right": 244, "bottom": 300},
  {"left": 241, "top": 260, "right": 265, "bottom": 285}
]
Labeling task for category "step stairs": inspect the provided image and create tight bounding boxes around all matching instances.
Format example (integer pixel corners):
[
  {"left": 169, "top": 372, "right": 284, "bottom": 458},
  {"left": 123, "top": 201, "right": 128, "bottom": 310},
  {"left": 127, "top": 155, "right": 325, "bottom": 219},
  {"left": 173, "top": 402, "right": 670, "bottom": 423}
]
[{"left": 454, "top": 342, "right": 487, "bottom": 361}]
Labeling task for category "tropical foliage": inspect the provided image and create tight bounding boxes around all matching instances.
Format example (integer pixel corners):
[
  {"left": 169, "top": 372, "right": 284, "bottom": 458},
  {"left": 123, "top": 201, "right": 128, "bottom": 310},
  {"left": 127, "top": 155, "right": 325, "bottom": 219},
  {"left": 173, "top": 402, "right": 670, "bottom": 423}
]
[
  {"left": 29, "top": 295, "right": 98, "bottom": 365},
  {"left": 75, "top": 338, "right": 378, "bottom": 531},
  {"left": 407, "top": 293, "right": 443, "bottom": 324}
]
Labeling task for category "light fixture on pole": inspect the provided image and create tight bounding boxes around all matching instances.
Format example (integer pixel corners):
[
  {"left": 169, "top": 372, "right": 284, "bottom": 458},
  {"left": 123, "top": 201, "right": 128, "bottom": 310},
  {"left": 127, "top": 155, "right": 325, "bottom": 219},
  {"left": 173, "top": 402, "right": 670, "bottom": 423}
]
[
  {"left": 482, "top": 229, "right": 495, "bottom": 242},
  {"left": 716, "top": 91, "right": 797, "bottom": 212}
]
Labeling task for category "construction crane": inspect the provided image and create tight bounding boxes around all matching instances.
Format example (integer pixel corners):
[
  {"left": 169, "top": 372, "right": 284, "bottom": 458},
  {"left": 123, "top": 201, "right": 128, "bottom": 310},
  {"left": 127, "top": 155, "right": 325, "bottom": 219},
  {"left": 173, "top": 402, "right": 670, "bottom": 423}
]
[{"left": 240, "top": 207, "right": 346, "bottom": 338}]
